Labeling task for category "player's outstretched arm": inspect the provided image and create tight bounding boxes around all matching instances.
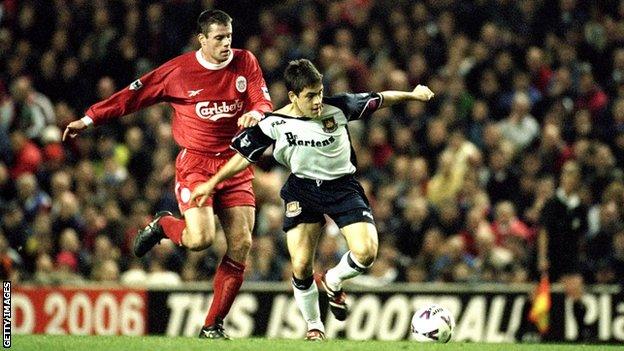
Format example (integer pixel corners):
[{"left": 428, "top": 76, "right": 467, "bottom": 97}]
[
  {"left": 379, "top": 84, "right": 434, "bottom": 109},
  {"left": 190, "top": 153, "right": 251, "bottom": 206}
]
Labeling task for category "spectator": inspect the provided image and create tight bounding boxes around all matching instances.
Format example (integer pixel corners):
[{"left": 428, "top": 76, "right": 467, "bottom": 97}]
[
  {"left": 0, "top": 76, "right": 55, "bottom": 140},
  {"left": 484, "top": 143, "right": 519, "bottom": 205},
  {"left": 427, "top": 151, "right": 464, "bottom": 207},
  {"left": 8, "top": 130, "right": 42, "bottom": 178},
  {"left": 92, "top": 258, "right": 120, "bottom": 283},
  {"left": 57, "top": 228, "right": 90, "bottom": 276},
  {"left": 394, "top": 197, "right": 437, "bottom": 258},
  {"left": 576, "top": 70, "right": 609, "bottom": 125},
  {"left": 431, "top": 235, "right": 476, "bottom": 282},
  {"left": 15, "top": 172, "right": 50, "bottom": 222},
  {"left": 32, "top": 253, "right": 55, "bottom": 284},
  {"left": 51, "top": 191, "right": 84, "bottom": 236},
  {"left": 538, "top": 123, "right": 574, "bottom": 175},
  {"left": 491, "top": 201, "right": 533, "bottom": 247},
  {"left": 1, "top": 201, "right": 27, "bottom": 250},
  {"left": 525, "top": 47, "right": 553, "bottom": 95},
  {"left": 499, "top": 92, "right": 540, "bottom": 151}
]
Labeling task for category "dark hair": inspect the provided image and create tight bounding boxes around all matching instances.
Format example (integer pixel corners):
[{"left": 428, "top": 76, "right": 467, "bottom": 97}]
[
  {"left": 284, "top": 59, "right": 323, "bottom": 95},
  {"left": 197, "top": 10, "right": 232, "bottom": 35}
]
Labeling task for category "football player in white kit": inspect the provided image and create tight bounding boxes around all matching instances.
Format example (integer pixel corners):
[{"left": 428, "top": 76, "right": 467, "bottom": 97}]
[{"left": 190, "top": 59, "right": 434, "bottom": 340}]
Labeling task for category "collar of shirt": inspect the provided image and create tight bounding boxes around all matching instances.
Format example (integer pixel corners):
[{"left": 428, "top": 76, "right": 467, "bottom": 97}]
[{"left": 195, "top": 50, "right": 234, "bottom": 70}]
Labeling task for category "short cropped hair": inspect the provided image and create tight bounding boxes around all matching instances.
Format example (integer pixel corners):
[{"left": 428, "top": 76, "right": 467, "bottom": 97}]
[
  {"left": 284, "top": 59, "right": 323, "bottom": 95},
  {"left": 197, "top": 10, "right": 232, "bottom": 35}
]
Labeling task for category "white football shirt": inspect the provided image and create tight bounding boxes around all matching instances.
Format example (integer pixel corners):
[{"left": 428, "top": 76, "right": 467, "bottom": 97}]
[{"left": 232, "top": 92, "right": 383, "bottom": 180}]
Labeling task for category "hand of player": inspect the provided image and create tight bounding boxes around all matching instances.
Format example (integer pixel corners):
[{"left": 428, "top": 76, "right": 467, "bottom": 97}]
[
  {"left": 190, "top": 180, "right": 217, "bottom": 207},
  {"left": 237, "top": 111, "right": 262, "bottom": 128},
  {"left": 412, "top": 85, "right": 435, "bottom": 101},
  {"left": 62, "top": 120, "right": 88, "bottom": 141}
]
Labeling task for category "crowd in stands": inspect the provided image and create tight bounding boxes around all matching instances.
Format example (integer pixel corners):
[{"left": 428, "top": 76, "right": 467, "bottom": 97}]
[{"left": 1, "top": 0, "right": 623, "bottom": 287}]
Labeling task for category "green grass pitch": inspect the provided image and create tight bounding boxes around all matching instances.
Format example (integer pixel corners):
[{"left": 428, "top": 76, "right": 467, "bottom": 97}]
[{"left": 10, "top": 335, "right": 621, "bottom": 351}]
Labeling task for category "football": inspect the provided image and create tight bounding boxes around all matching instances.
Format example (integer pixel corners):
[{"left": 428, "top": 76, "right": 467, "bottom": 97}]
[{"left": 411, "top": 304, "right": 455, "bottom": 343}]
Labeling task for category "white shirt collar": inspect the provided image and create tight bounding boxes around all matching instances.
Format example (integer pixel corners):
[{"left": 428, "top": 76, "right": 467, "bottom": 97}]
[
  {"left": 556, "top": 188, "right": 580, "bottom": 209},
  {"left": 195, "top": 49, "right": 233, "bottom": 70}
]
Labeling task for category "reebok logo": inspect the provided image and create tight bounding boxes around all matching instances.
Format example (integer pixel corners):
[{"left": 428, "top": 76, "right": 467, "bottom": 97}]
[
  {"left": 188, "top": 89, "right": 204, "bottom": 97},
  {"left": 362, "top": 210, "right": 373, "bottom": 220}
]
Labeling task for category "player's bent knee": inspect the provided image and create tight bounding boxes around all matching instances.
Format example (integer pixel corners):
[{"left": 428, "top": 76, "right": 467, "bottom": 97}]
[
  {"left": 352, "top": 251, "right": 376, "bottom": 267},
  {"left": 291, "top": 257, "right": 314, "bottom": 278},
  {"left": 184, "top": 229, "right": 214, "bottom": 251},
  {"left": 351, "top": 241, "right": 378, "bottom": 267},
  {"left": 186, "top": 238, "right": 212, "bottom": 251}
]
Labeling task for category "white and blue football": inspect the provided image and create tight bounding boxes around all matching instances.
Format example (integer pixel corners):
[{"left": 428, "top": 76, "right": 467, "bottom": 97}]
[{"left": 411, "top": 304, "right": 455, "bottom": 343}]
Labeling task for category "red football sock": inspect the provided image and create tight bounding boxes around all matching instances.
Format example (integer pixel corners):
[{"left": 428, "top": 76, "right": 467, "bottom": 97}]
[
  {"left": 204, "top": 255, "right": 245, "bottom": 326},
  {"left": 159, "top": 215, "right": 185, "bottom": 246}
]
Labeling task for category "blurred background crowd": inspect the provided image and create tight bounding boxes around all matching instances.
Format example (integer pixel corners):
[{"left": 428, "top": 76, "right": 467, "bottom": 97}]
[{"left": 1, "top": 0, "right": 624, "bottom": 287}]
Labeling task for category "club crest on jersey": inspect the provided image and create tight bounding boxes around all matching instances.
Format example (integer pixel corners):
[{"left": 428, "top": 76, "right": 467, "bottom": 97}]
[
  {"left": 322, "top": 117, "right": 337, "bottom": 133},
  {"left": 285, "top": 201, "right": 302, "bottom": 217},
  {"left": 236, "top": 76, "right": 247, "bottom": 93},
  {"left": 129, "top": 79, "right": 143, "bottom": 91}
]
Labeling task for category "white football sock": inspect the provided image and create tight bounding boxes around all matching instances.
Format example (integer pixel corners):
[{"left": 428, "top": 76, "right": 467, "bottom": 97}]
[
  {"left": 292, "top": 278, "right": 325, "bottom": 332},
  {"left": 325, "top": 251, "right": 371, "bottom": 291}
]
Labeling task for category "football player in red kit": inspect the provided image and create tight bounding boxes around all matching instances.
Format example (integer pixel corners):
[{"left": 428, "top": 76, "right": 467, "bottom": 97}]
[{"left": 63, "top": 10, "right": 272, "bottom": 339}]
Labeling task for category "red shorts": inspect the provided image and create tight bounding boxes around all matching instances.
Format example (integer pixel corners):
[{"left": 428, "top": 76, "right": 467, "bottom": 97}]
[{"left": 174, "top": 148, "right": 255, "bottom": 214}]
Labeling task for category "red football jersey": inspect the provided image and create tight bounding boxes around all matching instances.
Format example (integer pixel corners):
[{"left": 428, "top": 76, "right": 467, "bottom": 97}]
[{"left": 85, "top": 49, "right": 273, "bottom": 153}]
